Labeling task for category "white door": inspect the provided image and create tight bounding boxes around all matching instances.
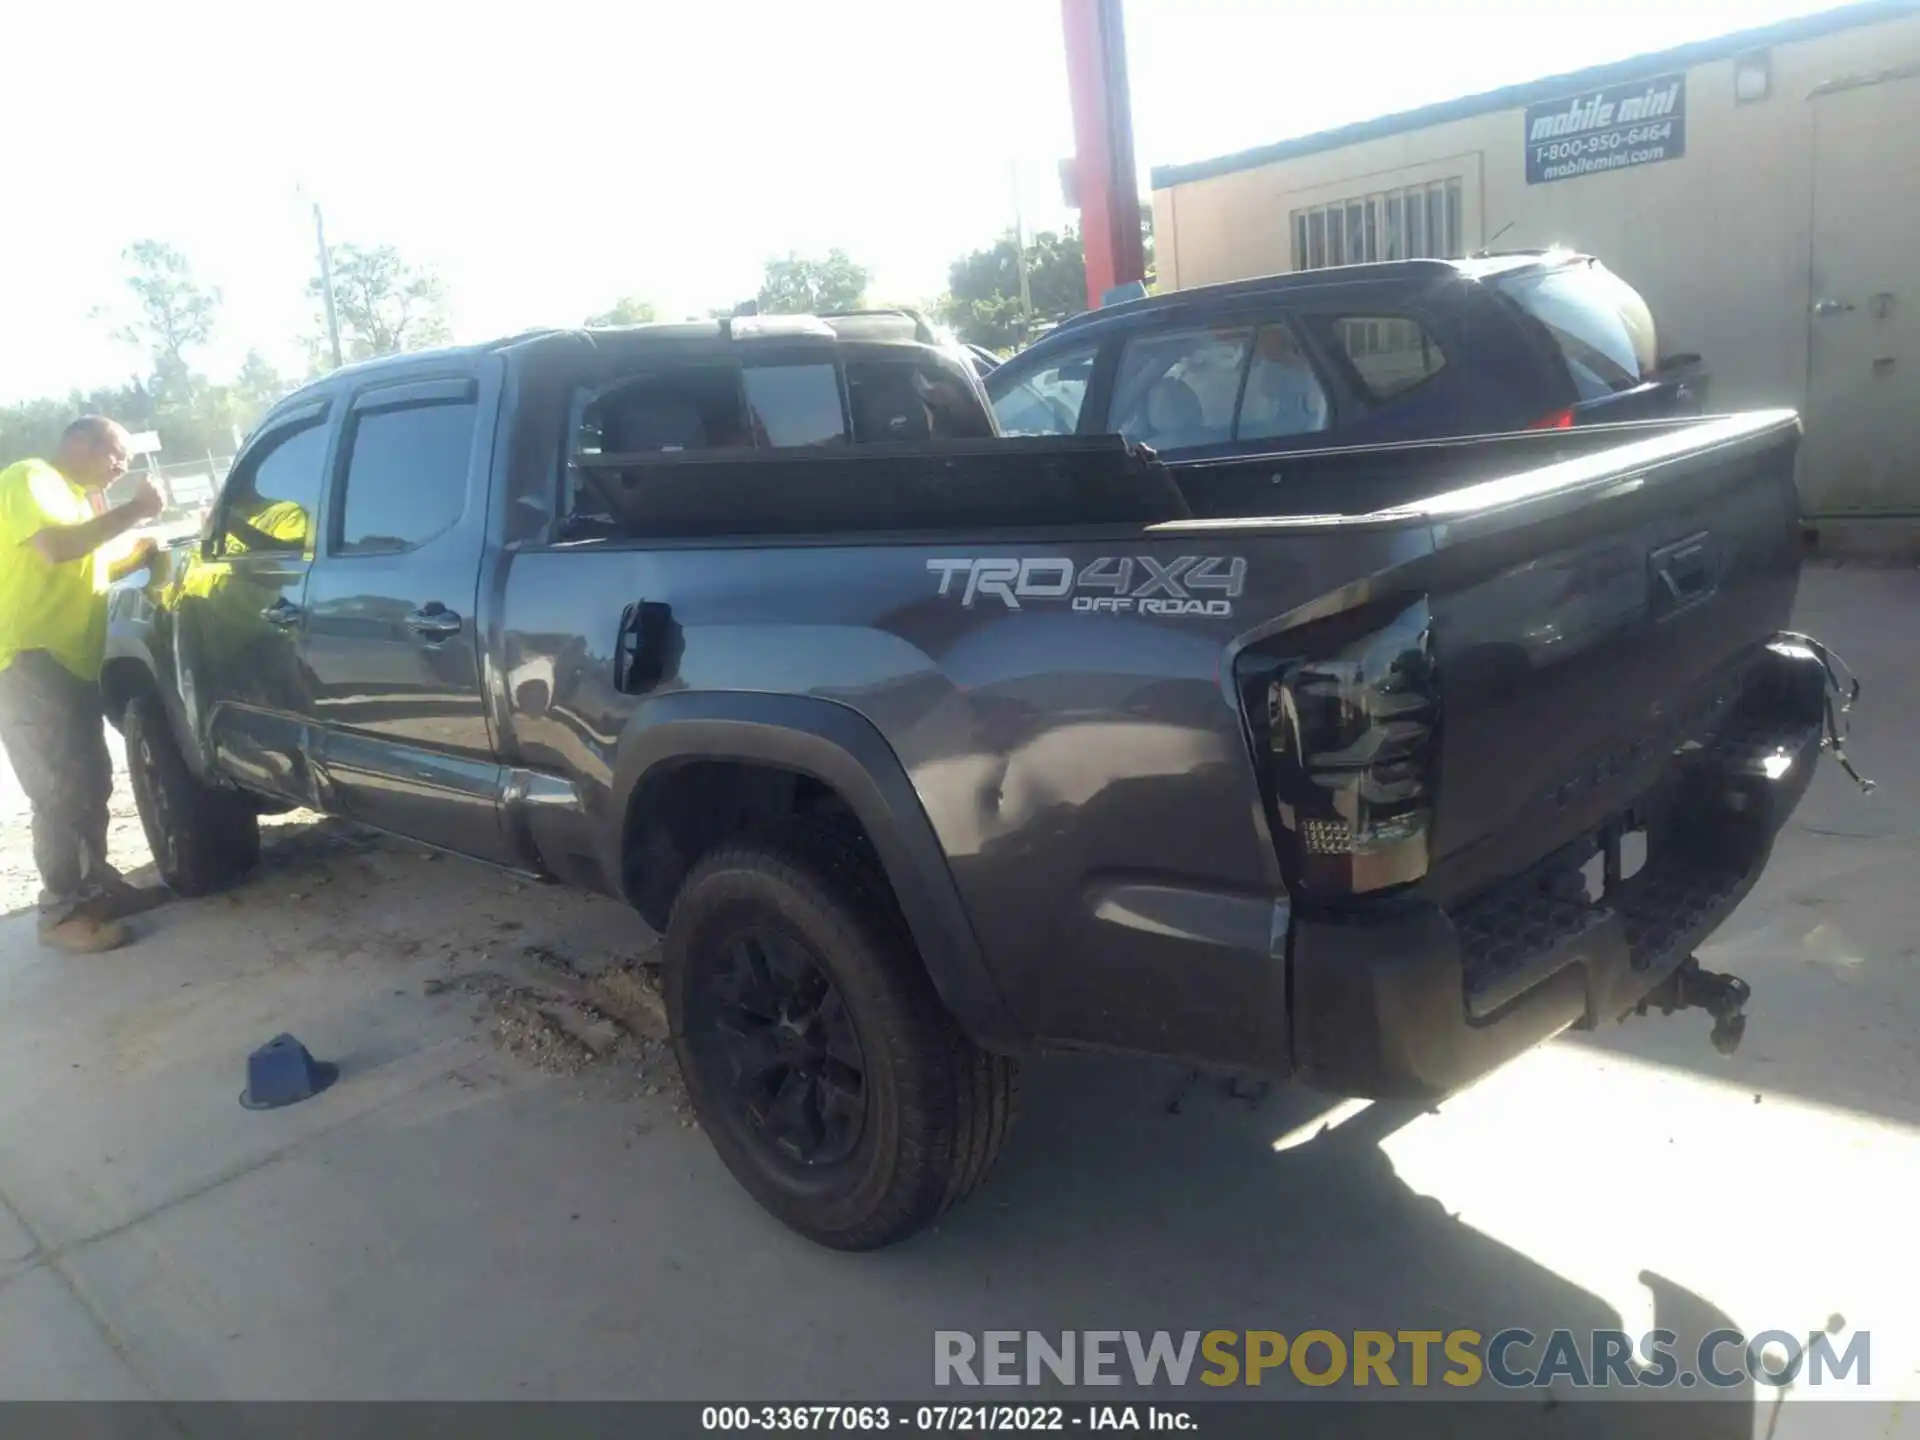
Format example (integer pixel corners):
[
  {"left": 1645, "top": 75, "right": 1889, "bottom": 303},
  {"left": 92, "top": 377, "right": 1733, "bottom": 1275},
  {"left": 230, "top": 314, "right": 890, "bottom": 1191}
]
[{"left": 1804, "top": 70, "right": 1920, "bottom": 517}]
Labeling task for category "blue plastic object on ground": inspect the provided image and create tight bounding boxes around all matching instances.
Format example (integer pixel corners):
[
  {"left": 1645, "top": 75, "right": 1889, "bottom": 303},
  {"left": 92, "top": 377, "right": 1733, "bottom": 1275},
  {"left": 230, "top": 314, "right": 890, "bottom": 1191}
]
[{"left": 239, "top": 1033, "right": 339, "bottom": 1110}]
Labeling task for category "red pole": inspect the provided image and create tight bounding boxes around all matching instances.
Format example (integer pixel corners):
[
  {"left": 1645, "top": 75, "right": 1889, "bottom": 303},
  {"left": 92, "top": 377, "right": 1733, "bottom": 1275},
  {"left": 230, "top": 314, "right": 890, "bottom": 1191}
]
[{"left": 1061, "top": 0, "right": 1146, "bottom": 310}]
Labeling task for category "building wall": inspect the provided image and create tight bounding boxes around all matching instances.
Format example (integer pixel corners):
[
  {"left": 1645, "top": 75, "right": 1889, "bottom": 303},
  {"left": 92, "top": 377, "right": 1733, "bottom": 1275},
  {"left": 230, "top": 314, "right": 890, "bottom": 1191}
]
[{"left": 1152, "top": 12, "right": 1920, "bottom": 417}]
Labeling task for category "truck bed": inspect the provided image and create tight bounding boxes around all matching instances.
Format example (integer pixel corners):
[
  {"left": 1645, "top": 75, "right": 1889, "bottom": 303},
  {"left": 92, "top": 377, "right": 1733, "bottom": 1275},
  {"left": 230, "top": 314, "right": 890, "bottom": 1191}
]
[{"left": 524, "top": 411, "right": 1810, "bottom": 1091}]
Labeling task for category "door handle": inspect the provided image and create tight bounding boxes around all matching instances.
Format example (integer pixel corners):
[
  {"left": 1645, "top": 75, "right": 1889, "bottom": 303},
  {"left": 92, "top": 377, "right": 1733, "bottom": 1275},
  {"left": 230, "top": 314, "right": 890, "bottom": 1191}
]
[
  {"left": 261, "top": 598, "right": 302, "bottom": 628},
  {"left": 405, "top": 604, "right": 463, "bottom": 641},
  {"left": 1813, "top": 298, "right": 1856, "bottom": 317}
]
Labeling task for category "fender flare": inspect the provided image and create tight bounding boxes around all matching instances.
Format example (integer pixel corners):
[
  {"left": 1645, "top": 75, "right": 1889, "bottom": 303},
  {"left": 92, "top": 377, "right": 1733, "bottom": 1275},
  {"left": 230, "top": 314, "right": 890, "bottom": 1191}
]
[
  {"left": 99, "top": 632, "right": 219, "bottom": 783},
  {"left": 606, "top": 690, "right": 1027, "bottom": 1054}
]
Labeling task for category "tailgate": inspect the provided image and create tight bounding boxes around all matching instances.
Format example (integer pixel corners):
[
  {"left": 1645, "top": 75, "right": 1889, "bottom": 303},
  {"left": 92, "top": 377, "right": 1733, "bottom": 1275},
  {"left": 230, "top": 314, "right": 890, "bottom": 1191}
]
[
  {"left": 1201, "top": 409, "right": 1824, "bottom": 1093},
  {"left": 1214, "top": 410, "right": 1805, "bottom": 912},
  {"left": 1415, "top": 411, "right": 1803, "bottom": 903}
]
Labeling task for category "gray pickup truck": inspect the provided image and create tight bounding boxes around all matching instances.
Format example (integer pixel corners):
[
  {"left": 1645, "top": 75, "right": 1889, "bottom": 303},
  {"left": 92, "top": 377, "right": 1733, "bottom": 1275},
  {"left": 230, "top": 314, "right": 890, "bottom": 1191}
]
[{"left": 105, "top": 314, "right": 1858, "bottom": 1249}]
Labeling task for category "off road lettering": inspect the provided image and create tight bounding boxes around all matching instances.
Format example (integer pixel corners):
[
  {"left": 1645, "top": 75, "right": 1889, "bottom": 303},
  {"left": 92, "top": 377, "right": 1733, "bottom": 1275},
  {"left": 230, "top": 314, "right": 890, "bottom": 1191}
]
[{"left": 929, "top": 556, "right": 1246, "bottom": 617}]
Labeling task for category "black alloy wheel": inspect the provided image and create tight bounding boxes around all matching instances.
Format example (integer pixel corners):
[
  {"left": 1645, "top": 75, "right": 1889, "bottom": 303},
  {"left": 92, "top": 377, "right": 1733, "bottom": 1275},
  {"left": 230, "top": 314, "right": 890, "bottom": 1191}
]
[
  {"left": 705, "top": 922, "right": 868, "bottom": 1168},
  {"left": 664, "top": 831, "right": 1021, "bottom": 1249}
]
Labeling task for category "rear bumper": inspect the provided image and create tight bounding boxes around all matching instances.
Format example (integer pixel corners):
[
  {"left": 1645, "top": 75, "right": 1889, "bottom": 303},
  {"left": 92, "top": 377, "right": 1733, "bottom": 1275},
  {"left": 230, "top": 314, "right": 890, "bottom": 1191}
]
[{"left": 1288, "top": 641, "right": 1829, "bottom": 1100}]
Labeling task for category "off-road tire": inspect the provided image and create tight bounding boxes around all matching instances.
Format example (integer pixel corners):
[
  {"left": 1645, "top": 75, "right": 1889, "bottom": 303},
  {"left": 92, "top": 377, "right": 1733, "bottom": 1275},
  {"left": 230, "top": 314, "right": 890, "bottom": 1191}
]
[
  {"left": 123, "top": 690, "right": 261, "bottom": 897},
  {"left": 664, "top": 826, "right": 1020, "bottom": 1250}
]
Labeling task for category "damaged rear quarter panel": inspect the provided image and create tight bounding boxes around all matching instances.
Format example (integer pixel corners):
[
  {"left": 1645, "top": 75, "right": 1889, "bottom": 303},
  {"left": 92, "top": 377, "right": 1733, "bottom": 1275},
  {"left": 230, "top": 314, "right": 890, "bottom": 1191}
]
[{"left": 505, "top": 520, "right": 1432, "bottom": 1070}]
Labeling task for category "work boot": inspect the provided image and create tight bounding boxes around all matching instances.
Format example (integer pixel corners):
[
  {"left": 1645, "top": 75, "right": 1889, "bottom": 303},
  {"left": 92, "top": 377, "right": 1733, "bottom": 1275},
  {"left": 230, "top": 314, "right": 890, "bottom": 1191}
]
[
  {"left": 38, "top": 912, "right": 132, "bottom": 954},
  {"left": 88, "top": 874, "right": 169, "bottom": 920}
]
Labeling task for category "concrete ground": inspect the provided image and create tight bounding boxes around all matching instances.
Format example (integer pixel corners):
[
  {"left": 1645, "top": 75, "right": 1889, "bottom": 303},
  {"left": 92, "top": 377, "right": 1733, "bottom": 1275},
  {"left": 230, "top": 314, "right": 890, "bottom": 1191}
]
[{"left": 0, "top": 563, "right": 1915, "bottom": 1433}]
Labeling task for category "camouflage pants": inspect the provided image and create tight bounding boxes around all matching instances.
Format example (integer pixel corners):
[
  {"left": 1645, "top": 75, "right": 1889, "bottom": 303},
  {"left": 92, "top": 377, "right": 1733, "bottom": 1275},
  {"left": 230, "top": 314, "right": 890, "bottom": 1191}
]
[{"left": 0, "top": 650, "right": 121, "bottom": 924}]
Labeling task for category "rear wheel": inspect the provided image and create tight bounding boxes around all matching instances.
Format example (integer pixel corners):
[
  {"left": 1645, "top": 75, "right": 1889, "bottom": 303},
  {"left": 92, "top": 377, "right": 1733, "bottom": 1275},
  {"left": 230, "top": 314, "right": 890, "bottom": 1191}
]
[
  {"left": 664, "top": 828, "right": 1019, "bottom": 1250},
  {"left": 123, "top": 691, "right": 261, "bottom": 897}
]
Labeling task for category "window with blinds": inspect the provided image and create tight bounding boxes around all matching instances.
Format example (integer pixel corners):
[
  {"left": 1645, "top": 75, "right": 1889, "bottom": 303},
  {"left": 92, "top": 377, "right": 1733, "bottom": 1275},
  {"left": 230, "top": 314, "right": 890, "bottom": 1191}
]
[{"left": 1291, "top": 178, "right": 1465, "bottom": 271}]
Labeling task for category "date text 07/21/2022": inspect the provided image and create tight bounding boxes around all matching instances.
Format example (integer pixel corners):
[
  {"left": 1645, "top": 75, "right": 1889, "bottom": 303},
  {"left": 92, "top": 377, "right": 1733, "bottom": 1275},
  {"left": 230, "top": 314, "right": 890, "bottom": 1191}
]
[{"left": 701, "top": 1405, "right": 1192, "bottom": 1432}]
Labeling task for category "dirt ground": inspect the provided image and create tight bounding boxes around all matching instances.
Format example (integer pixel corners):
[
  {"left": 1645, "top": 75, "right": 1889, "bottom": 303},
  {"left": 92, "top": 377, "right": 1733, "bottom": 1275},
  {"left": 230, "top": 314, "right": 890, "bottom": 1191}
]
[
  {"left": 0, "top": 740, "right": 684, "bottom": 1104},
  {"left": 0, "top": 730, "right": 150, "bottom": 920}
]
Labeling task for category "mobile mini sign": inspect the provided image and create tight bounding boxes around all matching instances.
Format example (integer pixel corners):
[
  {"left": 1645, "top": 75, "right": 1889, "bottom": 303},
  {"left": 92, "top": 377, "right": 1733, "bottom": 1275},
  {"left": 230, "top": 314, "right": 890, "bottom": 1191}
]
[{"left": 1525, "top": 72, "right": 1687, "bottom": 184}]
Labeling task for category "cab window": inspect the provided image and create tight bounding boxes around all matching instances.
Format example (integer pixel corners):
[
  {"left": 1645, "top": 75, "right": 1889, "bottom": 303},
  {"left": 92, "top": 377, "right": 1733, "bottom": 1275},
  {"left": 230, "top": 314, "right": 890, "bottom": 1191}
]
[
  {"left": 847, "top": 356, "right": 994, "bottom": 442},
  {"left": 566, "top": 367, "right": 749, "bottom": 524},
  {"left": 581, "top": 368, "right": 750, "bottom": 456},
  {"left": 742, "top": 364, "right": 846, "bottom": 448},
  {"left": 213, "top": 418, "right": 329, "bottom": 557},
  {"left": 334, "top": 398, "right": 477, "bottom": 555}
]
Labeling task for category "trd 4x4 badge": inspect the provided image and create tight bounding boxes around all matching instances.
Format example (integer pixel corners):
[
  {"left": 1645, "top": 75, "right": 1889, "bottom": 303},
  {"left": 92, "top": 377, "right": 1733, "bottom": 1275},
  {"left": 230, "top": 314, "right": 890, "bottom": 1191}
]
[{"left": 927, "top": 556, "right": 1246, "bottom": 617}]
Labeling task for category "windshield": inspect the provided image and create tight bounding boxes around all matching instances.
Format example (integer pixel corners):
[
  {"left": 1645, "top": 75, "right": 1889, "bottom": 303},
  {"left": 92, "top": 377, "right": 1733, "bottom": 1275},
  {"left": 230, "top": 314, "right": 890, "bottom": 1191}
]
[{"left": 1493, "top": 261, "right": 1658, "bottom": 399}]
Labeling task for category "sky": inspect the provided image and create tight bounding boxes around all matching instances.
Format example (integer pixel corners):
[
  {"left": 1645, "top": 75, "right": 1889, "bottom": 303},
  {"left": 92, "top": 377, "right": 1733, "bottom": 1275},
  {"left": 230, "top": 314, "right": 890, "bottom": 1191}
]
[{"left": 0, "top": 0, "right": 1868, "bottom": 405}]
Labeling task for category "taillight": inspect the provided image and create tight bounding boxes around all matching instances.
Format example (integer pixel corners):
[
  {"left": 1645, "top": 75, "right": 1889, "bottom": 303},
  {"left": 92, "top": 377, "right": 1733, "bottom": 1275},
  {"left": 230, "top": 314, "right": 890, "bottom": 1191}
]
[
  {"left": 1528, "top": 408, "right": 1575, "bottom": 430},
  {"left": 1238, "top": 598, "right": 1437, "bottom": 900}
]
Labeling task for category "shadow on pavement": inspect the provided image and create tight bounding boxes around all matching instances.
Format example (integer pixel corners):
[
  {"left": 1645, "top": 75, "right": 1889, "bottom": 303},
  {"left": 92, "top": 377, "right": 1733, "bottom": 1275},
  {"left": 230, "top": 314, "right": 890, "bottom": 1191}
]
[{"left": 901, "top": 1052, "right": 1755, "bottom": 1434}]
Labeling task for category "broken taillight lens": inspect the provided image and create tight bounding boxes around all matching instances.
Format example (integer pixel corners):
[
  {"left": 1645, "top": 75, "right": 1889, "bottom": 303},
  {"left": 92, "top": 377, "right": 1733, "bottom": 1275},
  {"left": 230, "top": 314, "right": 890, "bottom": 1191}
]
[{"left": 1239, "top": 598, "right": 1438, "bottom": 900}]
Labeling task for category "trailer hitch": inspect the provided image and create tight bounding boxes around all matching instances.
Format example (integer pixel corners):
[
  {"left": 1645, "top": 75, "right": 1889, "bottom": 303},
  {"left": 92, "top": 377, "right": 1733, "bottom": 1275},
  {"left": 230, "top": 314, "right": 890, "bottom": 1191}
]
[{"left": 1636, "top": 956, "right": 1751, "bottom": 1056}]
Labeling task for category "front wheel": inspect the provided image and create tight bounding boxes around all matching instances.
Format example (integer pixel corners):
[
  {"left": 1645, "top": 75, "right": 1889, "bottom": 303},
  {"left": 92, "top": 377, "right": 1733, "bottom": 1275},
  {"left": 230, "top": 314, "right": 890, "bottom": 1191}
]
[
  {"left": 123, "top": 691, "right": 261, "bottom": 897},
  {"left": 664, "top": 830, "right": 1020, "bottom": 1250}
]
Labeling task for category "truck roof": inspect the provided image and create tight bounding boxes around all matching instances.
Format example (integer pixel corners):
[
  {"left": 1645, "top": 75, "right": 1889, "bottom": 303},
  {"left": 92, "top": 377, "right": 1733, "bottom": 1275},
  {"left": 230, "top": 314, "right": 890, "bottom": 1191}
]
[
  {"left": 272, "top": 314, "right": 970, "bottom": 415},
  {"left": 263, "top": 320, "right": 983, "bottom": 439}
]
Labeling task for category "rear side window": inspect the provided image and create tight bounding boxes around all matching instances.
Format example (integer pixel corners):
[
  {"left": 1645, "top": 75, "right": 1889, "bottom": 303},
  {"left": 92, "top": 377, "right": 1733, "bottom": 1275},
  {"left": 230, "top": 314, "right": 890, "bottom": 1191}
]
[
  {"left": 743, "top": 364, "right": 846, "bottom": 448},
  {"left": 1327, "top": 316, "right": 1448, "bottom": 401},
  {"left": 336, "top": 400, "right": 477, "bottom": 554},
  {"left": 989, "top": 341, "right": 1098, "bottom": 437},
  {"left": 1237, "top": 324, "right": 1331, "bottom": 441},
  {"left": 1110, "top": 325, "right": 1252, "bottom": 451},
  {"left": 1493, "top": 263, "right": 1658, "bottom": 399}
]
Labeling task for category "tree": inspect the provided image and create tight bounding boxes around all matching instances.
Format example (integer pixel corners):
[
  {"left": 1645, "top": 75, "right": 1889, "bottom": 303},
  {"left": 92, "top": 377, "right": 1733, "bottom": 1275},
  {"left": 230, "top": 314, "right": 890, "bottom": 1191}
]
[
  {"left": 755, "top": 249, "right": 871, "bottom": 315},
  {"left": 0, "top": 396, "right": 78, "bottom": 468},
  {"left": 4, "top": 238, "right": 283, "bottom": 471},
  {"left": 112, "top": 240, "right": 221, "bottom": 379},
  {"left": 1, "top": 378, "right": 166, "bottom": 471},
  {"left": 585, "top": 296, "right": 659, "bottom": 328},
  {"left": 222, "top": 350, "right": 291, "bottom": 434},
  {"left": 0, "top": 370, "right": 255, "bottom": 472},
  {"left": 936, "top": 206, "right": 1156, "bottom": 351},
  {"left": 938, "top": 228, "right": 1087, "bottom": 350},
  {"left": 310, "top": 243, "right": 452, "bottom": 366},
  {"left": 80, "top": 241, "right": 234, "bottom": 461}
]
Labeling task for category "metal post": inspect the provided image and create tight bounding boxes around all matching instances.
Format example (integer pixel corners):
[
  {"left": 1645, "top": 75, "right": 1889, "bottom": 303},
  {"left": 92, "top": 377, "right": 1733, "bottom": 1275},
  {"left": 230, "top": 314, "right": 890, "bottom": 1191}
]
[
  {"left": 1011, "top": 159, "right": 1033, "bottom": 343},
  {"left": 314, "top": 201, "right": 344, "bottom": 370},
  {"left": 1060, "top": 0, "right": 1146, "bottom": 310}
]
